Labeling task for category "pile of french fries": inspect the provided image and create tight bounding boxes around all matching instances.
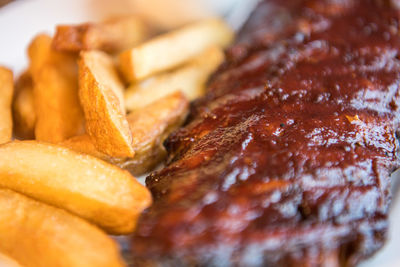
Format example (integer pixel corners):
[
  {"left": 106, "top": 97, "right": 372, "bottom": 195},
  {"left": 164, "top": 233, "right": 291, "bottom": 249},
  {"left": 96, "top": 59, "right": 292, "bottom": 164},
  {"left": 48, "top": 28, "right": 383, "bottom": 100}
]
[{"left": 0, "top": 13, "right": 233, "bottom": 267}]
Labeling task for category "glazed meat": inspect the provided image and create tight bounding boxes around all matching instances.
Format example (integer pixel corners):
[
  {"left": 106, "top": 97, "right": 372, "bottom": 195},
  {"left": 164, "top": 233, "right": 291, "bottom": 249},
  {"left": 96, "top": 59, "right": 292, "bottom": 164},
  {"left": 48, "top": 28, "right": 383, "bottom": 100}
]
[{"left": 132, "top": 0, "right": 400, "bottom": 266}]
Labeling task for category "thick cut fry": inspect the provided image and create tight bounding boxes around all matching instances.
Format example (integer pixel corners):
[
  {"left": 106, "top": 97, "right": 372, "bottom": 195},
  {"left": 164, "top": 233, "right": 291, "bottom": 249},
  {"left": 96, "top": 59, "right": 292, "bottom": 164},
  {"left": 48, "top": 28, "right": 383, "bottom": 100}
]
[
  {"left": 0, "top": 141, "right": 152, "bottom": 234},
  {"left": 61, "top": 92, "right": 188, "bottom": 175},
  {"left": 60, "top": 134, "right": 109, "bottom": 160},
  {"left": 119, "top": 18, "right": 233, "bottom": 82},
  {"left": 60, "top": 134, "right": 134, "bottom": 169},
  {"left": 125, "top": 46, "right": 224, "bottom": 111},
  {"left": 0, "top": 189, "right": 125, "bottom": 267},
  {"left": 79, "top": 50, "right": 134, "bottom": 157},
  {"left": 12, "top": 71, "right": 36, "bottom": 139},
  {"left": 53, "top": 15, "right": 149, "bottom": 53},
  {"left": 28, "top": 34, "right": 85, "bottom": 143},
  {"left": 27, "top": 34, "right": 51, "bottom": 77},
  {"left": 0, "top": 67, "right": 13, "bottom": 144},
  {"left": 124, "top": 91, "right": 189, "bottom": 174},
  {"left": 0, "top": 253, "right": 21, "bottom": 267}
]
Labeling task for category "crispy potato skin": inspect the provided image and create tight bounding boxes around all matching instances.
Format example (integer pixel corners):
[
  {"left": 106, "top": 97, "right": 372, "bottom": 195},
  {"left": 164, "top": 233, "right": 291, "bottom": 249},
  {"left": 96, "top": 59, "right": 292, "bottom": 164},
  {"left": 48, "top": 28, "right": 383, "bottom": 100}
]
[
  {"left": 0, "top": 141, "right": 152, "bottom": 234},
  {"left": 79, "top": 50, "right": 134, "bottom": 158},
  {"left": 12, "top": 71, "right": 36, "bottom": 140},
  {"left": 61, "top": 92, "right": 188, "bottom": 176},
  {"left": 53, "top": 24, "right": 91, "bottom": 51},
  {"left": 0, "top": 189, "right": 125, "bottom": 267},
  {"left": 53, "top": 16, "right": 149, "bottom": 53},
  {"left": 119, "top": 18, "right": 233, "bottom": 82},
  {"left": 28, "top": 34, "right": 85, "bottom": 143},
  {"left": 0, "top": 66, "right": 13, "bottom": 144},
  {"left": 125, "top": 91, "right": 189, "bottom": 175}
]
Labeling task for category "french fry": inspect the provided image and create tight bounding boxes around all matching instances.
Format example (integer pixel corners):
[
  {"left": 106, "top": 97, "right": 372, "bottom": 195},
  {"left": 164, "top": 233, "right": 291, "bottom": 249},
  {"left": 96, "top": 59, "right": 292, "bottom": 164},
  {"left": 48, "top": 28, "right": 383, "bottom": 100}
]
[
  {"left": 119, "top": 18, "right": 233, "bottom": 82},
  {"left": 125, "top": 45, "right": 224, "bottom": 111},
  {"left": 79, "top": 50, "right": 134, "bottom": 158},
  {"left": 12, "top": 71, "right": 36, "bottom": 139},
  {"left": 124, "top": 91, "right": 189, "bottom": 175},
  {"left": 0, "top": 141, "right": 152, "bottom": 234},
  {"left": 60, "top": 134, "right": 134, "bottom": 169},
  {"left": 59, "top": 134, "right": 128, "bottom": 166},
  {"left": 53, "top": 15, "right": 149, "bottom": 53},
  {"left": 0, "top": 66, "right": 13, "bottom": 144},
  {"left": 28, "top": 34, "right": 85, "bottom": 143},
  {"left": 27, "top": 34, "right": 51, "bottom": 77},
  {"left": 0, "top": 189, "right": 125, "bottom": 267},
  {"left": 61, "top": 92, "right": 188, "bottom": 175},
  {"left": 0, "top": 253, "right": 21, "bottom": 267},
  {"left": 60, "top": 134, "right": 110, "bottom": 161}
]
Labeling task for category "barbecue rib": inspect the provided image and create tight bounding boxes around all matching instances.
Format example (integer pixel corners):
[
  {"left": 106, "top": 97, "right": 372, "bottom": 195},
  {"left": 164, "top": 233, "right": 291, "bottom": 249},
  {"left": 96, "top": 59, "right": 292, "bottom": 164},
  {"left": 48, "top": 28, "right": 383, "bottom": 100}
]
[{"left": 132, "top": 0, "right": 400, "bottom": 266}]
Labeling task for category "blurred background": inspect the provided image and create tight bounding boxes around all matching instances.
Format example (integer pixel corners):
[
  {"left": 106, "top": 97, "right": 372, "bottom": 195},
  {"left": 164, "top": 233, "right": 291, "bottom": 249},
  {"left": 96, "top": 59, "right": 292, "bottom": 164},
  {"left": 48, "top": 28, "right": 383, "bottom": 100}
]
[{"left": 0, "top": 0, "right": 257, "bottom": 74}]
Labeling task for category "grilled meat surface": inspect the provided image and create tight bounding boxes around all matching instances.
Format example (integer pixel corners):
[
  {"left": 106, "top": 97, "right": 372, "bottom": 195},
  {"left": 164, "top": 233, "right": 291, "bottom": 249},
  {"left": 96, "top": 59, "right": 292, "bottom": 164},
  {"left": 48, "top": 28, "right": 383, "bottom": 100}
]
[{"left": 132, "top": 0, "right": 400, "bottom": 266}]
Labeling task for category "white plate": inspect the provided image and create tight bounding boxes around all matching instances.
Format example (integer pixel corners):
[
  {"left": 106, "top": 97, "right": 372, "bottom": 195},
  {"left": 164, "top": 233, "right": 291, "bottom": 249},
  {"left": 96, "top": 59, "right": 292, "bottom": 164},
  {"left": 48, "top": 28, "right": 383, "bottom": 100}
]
[{"left": 0, "top": 1, "right": 399, "bottom": 266}]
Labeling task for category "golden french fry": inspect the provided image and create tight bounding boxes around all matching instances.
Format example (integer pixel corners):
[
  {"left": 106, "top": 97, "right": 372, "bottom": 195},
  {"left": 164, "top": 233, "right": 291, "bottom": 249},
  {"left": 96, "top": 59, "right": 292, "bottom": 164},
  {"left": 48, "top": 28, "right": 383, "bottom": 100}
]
[
  {"left": 119, "top": 18, "right": 233, "bottom": 82},
  {"left": 124, "top": 91, "right": 189, "bottom": 175},
  {"left": 0, "top": 189, "right": 125, "bottom": 267},
  {"left": 12, "top": 71, "right": 36, "bottom": 140},
  {"left": 0, "top": 141, "right": 152, "bottom": 234},
  {"left": 125, "top": 45, "right": 224, "bottom": 111},
  {"left": 60, "top": 134, "right": 133, "bottom": 168},
  {"left": 79, "top": 50, "right": 134, "bottom": 158},
  {"left": 53, "top": 15, "right": 149, "bottom": 53},
  {"left": 60, "top": 134, "right": 109, "bottom": 160},
  {"left": 27, "top": 34, "right": 51, "bottom": 77},
  {"left": 61, "top": 92, "right": 188, "bottom": 175},
  {"left": 60, "top": 134, "right": 134, "bottom": 168},
  {"left": 0, "top": 66, "right": 13, "bottom": 144},
  {"left": 28, "top": 34, "right": 85, "bottom": 143}
]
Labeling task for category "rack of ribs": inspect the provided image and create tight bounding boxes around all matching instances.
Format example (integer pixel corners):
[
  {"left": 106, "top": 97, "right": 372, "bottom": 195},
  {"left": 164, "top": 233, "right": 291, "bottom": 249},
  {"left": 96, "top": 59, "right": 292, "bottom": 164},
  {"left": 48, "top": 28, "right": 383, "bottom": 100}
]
[{"left": 131, "top": 0, "right": 400, "bottom": 266}]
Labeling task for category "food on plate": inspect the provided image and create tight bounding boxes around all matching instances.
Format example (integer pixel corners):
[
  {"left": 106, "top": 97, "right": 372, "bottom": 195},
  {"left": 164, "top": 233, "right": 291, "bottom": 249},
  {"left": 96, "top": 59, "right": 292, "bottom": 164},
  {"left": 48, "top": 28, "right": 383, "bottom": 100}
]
[
  {"left": 0, "top": 189, "right": 125, "bottom": 267},
  {"left": 27, "top": 34, "right": 51, "bottom": 77},
  {"left": 12, "top": 71, "right": 36, "bottom": 140},
  {"left": 60, "top": 134, "right": 110, "bottom": 161},
  {"left": 53, "top": 15, "right": 149, "bottom": 53},
  {"left": 119, "top": 18, "right": 233, "bottom": 82},
  {"left": 0, "top": 66, "right": 13, "bottom": 144},
  {"left": 0, "top": 141, "right": 152, "bottom": 234},
  {"left": 79, "top": 50, "right": 134, "bottom": 158},
  {"left": 131, "top": 1, "right": 400, "bottom": 266},
  {"left": 125, "top": 46, "right": 224, "bottom": 111},
  {"left": 28, "top": 34, "right": 85, "bottom": 143},
  {"left": 60, "top": 134, "right": 134, "bottom": 168},
  {"left": 124, "top": 91, "right": 189, "bottom": 174},
  {"left": 61, "top": 92, "right": 189, "bottom": 175}
]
